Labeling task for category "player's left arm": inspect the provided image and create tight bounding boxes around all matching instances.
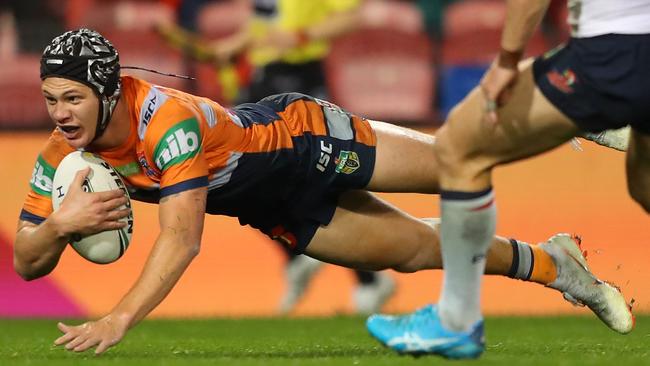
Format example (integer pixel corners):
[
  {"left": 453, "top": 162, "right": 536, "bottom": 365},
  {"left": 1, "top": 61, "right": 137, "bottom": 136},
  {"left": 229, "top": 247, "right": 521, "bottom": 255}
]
[{"left": 53, "top": 185, "right": 207, "bottom": 355}]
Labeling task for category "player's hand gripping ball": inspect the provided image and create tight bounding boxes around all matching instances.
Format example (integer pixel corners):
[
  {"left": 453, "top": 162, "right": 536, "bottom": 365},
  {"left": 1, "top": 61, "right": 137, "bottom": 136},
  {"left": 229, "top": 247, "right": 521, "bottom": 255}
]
[{"left": 52, "top": 151, "right": 133, "bottom": 264}]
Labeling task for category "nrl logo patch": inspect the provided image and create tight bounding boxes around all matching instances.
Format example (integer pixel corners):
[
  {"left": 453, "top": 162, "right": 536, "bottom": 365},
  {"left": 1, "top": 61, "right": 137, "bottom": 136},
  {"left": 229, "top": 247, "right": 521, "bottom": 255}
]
[
  {"left": 334, "top": 151, "right": 360, "bottom": 174},
  {"left": 547, "top": 68, "right": 577, "bottom": 94}
]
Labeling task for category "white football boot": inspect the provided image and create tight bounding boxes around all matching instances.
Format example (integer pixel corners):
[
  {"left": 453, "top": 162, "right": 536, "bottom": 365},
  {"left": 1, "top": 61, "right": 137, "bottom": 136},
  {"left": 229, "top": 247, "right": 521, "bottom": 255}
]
[
  {"left": 540, "top": 233, "right": 634, "bottom": 334},
  {"left": 581, "top": 126, "right": 630, "bottom": 152},
  {"left": 278, "top": 255, "right": 323, "bottom": 314},
  {"left": 353, "top": 272, "right": 396, "bottom": 314}
]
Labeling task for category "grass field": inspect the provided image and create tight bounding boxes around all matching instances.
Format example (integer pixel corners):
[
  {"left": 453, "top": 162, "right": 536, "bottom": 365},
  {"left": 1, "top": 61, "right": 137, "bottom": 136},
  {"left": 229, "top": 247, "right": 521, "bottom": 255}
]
[{"left": 2, "top": 316, "right": 649, "bottom": 365}]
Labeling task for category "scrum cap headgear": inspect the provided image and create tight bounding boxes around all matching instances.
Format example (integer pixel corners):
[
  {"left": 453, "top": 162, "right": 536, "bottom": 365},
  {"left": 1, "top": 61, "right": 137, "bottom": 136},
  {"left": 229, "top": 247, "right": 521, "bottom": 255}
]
[{"left": 40, "top": 28, "right": 121, "bottom": 140}]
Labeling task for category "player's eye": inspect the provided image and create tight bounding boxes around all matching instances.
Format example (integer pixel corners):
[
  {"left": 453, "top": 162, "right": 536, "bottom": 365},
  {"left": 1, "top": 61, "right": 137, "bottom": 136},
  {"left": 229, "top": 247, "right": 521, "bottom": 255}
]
[
  {"left": 44, "top": 96, "right": 57, "bottom": 105},
  {"left": 67, "top": 95, "right": 81, "bottom": 103}
]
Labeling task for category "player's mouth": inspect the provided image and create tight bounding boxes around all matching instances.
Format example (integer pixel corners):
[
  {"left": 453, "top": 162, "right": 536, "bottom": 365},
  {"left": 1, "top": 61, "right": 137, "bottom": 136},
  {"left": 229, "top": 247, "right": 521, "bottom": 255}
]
[{"left": 57, "top": 125, "right": 82, "bottom": 139}]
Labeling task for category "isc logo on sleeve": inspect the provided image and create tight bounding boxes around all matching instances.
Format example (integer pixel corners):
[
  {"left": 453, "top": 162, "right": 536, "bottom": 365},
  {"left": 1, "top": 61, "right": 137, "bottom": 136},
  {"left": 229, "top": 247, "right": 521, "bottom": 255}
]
[{"left": 154, "top": 118, "right": 202, "bottom": 171}]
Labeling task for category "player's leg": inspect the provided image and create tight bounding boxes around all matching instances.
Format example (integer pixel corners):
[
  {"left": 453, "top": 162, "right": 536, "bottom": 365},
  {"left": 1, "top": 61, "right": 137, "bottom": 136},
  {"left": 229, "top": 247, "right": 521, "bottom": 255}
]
[
  {"left": 352, "top": 270, "right": 396, "bottom": 314},
  {"left": 275, "top": 239, "right": 395, "bottom": 315},
  {"left": 277, "top": 248, "right": 323, "bottom": 314},
  {"left": 436, "top": 59, "right": 578, "bottom": 189},
  {"left": 625, "top": 129, "right": 650, "bottom": 213},
  {"left": 307, "top": 113, "right": 630, "bottom": 334},
  {"left": 304, "top": 190, "right": 518, "bottom": 274},
  {"left": 306, "top": 195, "right": 631, "bottom": 332},
  {"left": 362, "top": 120, "right": 440, "bottom": 193},
  {"left": 432, "top": 58, "right": 579, "bottom": 335}
]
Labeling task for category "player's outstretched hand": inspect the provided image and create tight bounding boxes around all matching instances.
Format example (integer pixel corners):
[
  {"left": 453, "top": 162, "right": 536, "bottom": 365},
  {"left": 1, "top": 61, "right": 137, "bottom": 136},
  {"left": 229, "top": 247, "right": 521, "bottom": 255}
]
[
  {"left": 54, "top": 313, "right": 129, "bottom": 355},
  {"left": 53, "top": 167, "right": 130, "bottom": 238}
]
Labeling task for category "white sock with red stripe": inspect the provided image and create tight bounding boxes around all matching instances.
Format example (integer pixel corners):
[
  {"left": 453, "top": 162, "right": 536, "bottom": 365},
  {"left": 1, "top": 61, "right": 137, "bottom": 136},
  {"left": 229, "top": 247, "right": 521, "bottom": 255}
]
[{"left": 438, "top": 188, "right": 495, "bottom": 332}]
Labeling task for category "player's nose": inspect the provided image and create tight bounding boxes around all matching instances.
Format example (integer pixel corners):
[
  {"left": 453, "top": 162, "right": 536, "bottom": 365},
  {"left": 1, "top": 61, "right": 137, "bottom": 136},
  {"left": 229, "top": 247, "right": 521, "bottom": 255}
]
[{"left": 51, "top": 103, "right": 72, "bottom": 123}]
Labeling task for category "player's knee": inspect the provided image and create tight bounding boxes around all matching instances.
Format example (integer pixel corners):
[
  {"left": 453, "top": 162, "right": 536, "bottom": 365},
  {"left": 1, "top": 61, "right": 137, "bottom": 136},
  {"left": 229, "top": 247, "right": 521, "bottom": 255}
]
[
  {"left": 392, "top": 258, "right": 420, "bottom": 273},
  {"left": 433, "top": 123, "right": 472, "bottom": 179}
]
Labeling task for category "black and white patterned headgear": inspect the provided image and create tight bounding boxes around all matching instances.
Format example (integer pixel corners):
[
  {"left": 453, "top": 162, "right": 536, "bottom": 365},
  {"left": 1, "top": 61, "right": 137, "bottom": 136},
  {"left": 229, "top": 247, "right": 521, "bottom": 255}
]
[{"left": 40, "top": 28, "right": 121, "bottom": 140}]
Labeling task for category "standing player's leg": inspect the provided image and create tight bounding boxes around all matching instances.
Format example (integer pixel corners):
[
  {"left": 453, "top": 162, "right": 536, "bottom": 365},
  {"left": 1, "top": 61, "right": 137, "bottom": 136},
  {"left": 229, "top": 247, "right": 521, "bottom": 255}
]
[
  {"left": 303, "top": 117, "right": 632, "bottom": 336},
  {"left": 432, "top": 59, "right": 578, "bottom": 339},
  {"left": 626, "top": 129, "right": 650, "bottom": 213}
]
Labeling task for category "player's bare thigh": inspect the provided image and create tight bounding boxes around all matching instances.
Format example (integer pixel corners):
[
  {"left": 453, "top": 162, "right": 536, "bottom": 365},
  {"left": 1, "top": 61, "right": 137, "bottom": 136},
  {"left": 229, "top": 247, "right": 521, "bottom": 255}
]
[
  {"left": 435, "top": 58, "right": 580, "bottom": 189},
  {"left": 364, "top": 120, "right": 440, "bottom": 194},
  {"left": 304, "top": 190, "right": 440, "bottom": 273}
]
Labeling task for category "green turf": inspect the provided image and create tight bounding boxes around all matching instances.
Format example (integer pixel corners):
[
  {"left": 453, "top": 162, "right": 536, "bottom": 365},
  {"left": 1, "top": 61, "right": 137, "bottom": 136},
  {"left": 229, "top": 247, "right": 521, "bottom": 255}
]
[{"left": 1, "top": 316, "right": 649, "bottom": 365}]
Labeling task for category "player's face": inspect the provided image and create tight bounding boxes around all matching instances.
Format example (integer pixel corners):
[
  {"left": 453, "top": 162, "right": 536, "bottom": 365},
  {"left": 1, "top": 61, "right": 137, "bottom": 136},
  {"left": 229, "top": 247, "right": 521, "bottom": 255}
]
[{"left": 42, "top": 77, "right": 99, "bottom": 149}]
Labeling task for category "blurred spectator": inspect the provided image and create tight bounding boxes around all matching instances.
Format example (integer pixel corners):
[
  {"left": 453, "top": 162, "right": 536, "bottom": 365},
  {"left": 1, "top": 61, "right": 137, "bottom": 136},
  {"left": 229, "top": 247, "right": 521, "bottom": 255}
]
[
  {"left": 159, "top": 0, "right": 399, "bottom": 315},
  {"left": 0, "top": 11, "right": 18, "bottom": 59},
  {"left": 175, "top": 0, "right": 212, "bottom": 31},
  {"left": 206, "top": 0, "right": 368, "bottom": 103},
  {"left": 2, "top": 0, "right": 65, "bottom": 52},
  {"left": 220, "top": 0, "right": 398, "bottom": 315}
]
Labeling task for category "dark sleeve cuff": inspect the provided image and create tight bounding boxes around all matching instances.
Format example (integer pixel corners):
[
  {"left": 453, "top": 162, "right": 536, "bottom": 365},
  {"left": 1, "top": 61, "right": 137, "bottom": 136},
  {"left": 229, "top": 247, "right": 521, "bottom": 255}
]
[
  {"left": 160, "top": 176, "right": 209, "bottom": 198},
  {"left": 19, "top": 209, "right": 46, "bottom": 225}
]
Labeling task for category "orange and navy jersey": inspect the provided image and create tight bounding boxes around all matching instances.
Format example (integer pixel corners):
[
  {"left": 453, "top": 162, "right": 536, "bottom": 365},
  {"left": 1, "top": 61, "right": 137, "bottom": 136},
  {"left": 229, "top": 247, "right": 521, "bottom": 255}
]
[{"left": 21, "top": 76, "right": 376, "bottom": 226}]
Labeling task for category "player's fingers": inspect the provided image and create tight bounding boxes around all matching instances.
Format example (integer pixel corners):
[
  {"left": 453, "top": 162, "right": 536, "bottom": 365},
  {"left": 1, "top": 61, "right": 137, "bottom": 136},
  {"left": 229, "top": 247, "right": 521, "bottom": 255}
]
[
  {"left": 496, "top": 88, "right": 508, "bottom": 106},
  {"left": 57, "top": 322, "right": 70, "bottom": 332},
  {"left": 70, "top": 167, "right": 91, "bottom": 189},
  {"left": 74, "top": 338, "right": 99, "bottom": 353},
  {"left": 483, "top": 97, "right": 498, "bottom": 125},
  {"left": 479, "top": 74, "right": 501, "bottom": 100},
  {"left": 479, "top": 81, "right": 499, "bottom": 116},
  {"left": 102, "top": 196, "right": 129, "bottom": 211},
  {"left": 95, "top": 339, "right": 113, "bottom": 355},
  {"left": 54, "top": 332, "right": 76, "bottom": 346},
  {"left": 100, "top": 220, "right": 128, "bottom": 232},
  {"left": 97, "top": 221, "right": 127, "bottom": 233},
  {"left": 95, "top": 189, "right": 127, "bottom": 202},
  {"left": 488, "top": 110, "right": 498, "bottom": 125},
  {"left": 105, "top": 208, "right": 131, "bottom": 221},
  {"left": 65, "top": 335, "right": 87, "bottom": 350},
  {"left": 54, "top": 322, "right": 76, "bottom": 345}
]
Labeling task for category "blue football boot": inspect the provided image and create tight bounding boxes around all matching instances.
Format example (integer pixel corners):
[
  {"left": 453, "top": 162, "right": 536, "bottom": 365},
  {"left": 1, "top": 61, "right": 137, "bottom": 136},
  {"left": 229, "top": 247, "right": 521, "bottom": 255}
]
[{"left": 366, "top": 304, "right": 484, "bottom": 359}]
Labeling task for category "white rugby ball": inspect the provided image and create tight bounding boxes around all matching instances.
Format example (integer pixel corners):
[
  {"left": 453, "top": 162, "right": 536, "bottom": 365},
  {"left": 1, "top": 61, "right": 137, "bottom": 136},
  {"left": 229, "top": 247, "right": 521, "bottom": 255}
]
[{"left": 52, "top": 151, "right": 133, "bottom": 264}]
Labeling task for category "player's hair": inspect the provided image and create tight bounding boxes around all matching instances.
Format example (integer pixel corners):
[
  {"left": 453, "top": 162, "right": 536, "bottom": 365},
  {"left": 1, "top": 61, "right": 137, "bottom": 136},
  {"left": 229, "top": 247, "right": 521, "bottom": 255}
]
[{"left": 40, "top": 28, "right": 121, "bottom": 141}]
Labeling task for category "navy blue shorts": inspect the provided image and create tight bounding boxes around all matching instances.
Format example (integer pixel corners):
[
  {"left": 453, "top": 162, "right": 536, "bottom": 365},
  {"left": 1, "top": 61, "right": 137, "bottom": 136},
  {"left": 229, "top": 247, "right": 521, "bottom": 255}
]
[
  {"left": 533, "top": 34, "right": 650, "bottom": 134},
  {"left": 204, "top": 93, "right": 376, "bottom": 253}
]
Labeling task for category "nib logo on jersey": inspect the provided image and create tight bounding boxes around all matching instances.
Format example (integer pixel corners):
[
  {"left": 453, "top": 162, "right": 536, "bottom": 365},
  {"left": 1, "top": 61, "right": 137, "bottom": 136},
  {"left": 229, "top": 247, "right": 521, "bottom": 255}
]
[{"left": 154, "top": 118, "right": 202, "bottom": 171}]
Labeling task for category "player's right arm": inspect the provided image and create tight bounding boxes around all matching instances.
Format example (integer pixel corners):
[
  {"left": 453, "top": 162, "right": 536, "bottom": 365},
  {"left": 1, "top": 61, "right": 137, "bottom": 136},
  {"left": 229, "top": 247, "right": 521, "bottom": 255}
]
[
  {"left": 14, "top": 168, "right": 129, "bottom": 280},
  {"left": 480, "top": 0, "right": 551, "bottom": 124}
]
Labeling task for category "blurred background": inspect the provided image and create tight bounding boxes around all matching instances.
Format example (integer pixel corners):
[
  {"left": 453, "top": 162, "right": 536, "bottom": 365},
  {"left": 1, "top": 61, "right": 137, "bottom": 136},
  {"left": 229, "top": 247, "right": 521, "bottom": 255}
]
[{"left": 1, "top": 0, "right": 648, "bottom": 320}]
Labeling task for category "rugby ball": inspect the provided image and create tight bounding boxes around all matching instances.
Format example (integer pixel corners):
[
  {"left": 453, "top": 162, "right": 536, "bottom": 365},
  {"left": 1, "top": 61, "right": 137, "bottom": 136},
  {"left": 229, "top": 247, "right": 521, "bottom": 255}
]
[{"left": 52, "top": 151, "right": 133, "bottom": 264}]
